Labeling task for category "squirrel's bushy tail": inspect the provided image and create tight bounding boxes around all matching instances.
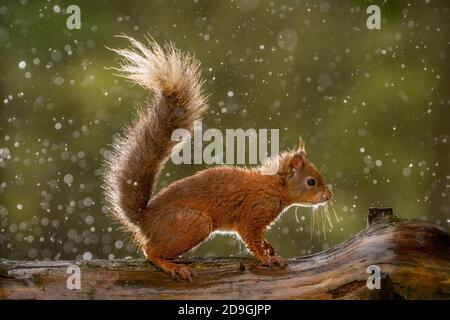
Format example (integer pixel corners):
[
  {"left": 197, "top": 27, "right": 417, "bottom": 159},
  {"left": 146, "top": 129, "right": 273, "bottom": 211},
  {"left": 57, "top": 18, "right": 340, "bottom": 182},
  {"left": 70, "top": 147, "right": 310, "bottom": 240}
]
[{"left": 103, "top": 36, "right": 207, "bottom": 237}]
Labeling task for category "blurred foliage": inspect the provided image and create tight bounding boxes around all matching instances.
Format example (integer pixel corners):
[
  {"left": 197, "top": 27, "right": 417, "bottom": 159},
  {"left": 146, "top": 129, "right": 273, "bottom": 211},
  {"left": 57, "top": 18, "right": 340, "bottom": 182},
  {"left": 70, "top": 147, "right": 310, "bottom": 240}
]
[{"left": 0, "top": 0, "right": 448, "bottom": 261}]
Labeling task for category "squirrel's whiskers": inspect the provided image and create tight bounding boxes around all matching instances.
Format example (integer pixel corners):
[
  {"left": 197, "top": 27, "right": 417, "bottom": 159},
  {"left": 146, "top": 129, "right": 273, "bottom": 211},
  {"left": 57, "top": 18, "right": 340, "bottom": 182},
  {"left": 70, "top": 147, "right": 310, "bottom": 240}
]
[{"left": 309, "top": 202, "right": 335, "bottom": 239}]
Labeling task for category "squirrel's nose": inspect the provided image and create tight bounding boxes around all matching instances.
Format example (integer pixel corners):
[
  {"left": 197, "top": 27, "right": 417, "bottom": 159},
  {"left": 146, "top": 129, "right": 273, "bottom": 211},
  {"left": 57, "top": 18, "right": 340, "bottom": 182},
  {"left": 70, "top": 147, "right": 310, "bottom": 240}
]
[{"left": 324, "top": 185, "right": 333, "bottom": 201}]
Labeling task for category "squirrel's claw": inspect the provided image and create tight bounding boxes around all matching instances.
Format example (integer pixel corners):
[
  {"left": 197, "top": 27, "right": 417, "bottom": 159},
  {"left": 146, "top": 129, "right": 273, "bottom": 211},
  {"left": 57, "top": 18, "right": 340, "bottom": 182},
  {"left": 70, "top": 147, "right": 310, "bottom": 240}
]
[
  {"left": 261, "top": 255, "right": 287, "bottom": 268},
  {"left": 169, "top": 265, "right": 194, "bottom": 282},
  {"left": 262, "top": 240, "right": 276, "bottom": 256}
]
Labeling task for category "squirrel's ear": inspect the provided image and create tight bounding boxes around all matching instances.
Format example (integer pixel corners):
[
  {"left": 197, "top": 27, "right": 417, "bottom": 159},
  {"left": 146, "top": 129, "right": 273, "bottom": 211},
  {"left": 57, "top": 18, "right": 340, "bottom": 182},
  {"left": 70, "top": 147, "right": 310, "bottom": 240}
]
[{"left": 289, "top": 152, "right": 305, "bottom": 170}]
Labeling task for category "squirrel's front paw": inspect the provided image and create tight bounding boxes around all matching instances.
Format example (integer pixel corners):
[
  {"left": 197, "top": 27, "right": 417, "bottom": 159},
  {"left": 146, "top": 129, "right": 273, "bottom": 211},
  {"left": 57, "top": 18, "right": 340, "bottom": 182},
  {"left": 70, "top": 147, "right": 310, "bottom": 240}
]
[
  {"left": 262, "top": 240, "right": 276, "bottom": 256},
  {"left": 260, "top": 255, "right": 287, "bottom": 267}
]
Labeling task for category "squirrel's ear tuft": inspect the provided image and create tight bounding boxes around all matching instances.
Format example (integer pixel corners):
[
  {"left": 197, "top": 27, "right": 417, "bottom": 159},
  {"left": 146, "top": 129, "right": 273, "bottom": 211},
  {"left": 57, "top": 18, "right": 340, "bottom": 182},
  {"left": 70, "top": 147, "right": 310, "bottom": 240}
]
[{"left": 297, "top": 136, "right": 307, "bottom": 154}]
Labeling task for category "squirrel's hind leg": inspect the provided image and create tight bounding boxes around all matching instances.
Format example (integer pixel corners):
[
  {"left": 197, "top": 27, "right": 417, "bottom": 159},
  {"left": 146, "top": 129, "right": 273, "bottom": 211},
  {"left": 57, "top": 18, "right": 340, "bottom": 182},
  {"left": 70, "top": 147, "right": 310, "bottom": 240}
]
[{"left": 142, "top": 207, "right": 213, "bottom": 281}]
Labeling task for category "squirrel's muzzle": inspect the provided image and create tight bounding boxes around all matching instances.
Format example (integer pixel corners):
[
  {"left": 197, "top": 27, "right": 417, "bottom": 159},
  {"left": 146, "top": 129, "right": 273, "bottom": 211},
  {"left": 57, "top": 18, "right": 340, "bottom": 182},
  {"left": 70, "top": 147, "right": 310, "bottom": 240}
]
[{"left": 323, "top": 185, "right": 333, "bottom": 202}]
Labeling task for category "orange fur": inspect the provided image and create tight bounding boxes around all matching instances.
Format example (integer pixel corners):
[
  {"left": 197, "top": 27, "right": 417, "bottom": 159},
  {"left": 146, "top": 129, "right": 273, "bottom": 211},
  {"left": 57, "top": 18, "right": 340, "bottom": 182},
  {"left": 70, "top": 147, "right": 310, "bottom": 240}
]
[{"left": 103, "top": 36, "right": 332, "bottom": 281}]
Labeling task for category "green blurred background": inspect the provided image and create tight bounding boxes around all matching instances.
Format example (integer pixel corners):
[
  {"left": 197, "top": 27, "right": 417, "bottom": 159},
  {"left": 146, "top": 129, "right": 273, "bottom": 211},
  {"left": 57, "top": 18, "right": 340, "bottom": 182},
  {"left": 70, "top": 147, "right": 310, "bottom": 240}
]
[{"left": 0, "top": 0, "right": 448, "bottom": 261}]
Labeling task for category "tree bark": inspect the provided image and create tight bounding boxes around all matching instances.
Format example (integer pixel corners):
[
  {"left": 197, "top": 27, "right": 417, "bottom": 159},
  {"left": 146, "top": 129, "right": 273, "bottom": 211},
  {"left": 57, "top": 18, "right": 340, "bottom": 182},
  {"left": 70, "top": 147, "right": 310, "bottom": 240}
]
[{"left": 1, "top": 208, "right": 449, "bottom": 300}]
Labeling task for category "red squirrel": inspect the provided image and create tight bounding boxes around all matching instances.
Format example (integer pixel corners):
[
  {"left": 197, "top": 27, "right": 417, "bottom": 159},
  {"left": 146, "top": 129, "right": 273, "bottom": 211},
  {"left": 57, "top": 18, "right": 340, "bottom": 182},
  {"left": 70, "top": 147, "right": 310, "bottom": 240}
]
[{"left": 103, "top": 36, "right": 333, "bottom": 281}]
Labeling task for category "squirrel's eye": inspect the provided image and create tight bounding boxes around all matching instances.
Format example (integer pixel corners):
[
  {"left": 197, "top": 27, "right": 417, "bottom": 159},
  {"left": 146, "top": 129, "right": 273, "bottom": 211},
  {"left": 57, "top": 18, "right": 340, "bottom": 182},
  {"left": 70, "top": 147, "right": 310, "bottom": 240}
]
[{"left": 307, "top": 178, "right": 316, "bottom": 187}]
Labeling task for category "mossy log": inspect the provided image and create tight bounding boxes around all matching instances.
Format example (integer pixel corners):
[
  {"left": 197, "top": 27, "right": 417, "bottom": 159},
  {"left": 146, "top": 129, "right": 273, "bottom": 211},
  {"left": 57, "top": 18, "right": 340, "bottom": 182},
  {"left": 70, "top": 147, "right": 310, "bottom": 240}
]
[{"left": 1, "top": 208, "right": 449, "bottom": 300}]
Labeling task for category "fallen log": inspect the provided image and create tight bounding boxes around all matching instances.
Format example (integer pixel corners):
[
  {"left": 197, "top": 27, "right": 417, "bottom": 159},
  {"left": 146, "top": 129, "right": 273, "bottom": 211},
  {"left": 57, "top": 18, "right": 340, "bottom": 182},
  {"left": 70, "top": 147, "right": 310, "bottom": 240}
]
[{"left": 0, "top": 208, "right": 449, "bottom": 299}]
